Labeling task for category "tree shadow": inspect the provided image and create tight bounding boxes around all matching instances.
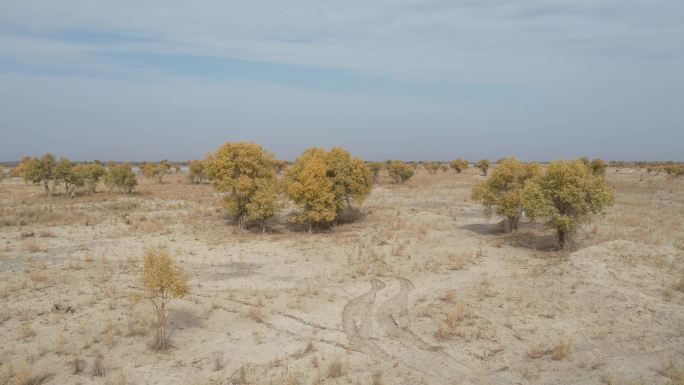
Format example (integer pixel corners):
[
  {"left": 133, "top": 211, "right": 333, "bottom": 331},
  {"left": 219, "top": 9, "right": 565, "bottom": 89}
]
[
  {"left": 459, "top": 220, "right": 505, "bottom": 235},
  {"left": 461, "top": 221, "right": 561, "bottom": 252},
  {"left": 169, "top": 307, "right": 202, "bottom": 330}
]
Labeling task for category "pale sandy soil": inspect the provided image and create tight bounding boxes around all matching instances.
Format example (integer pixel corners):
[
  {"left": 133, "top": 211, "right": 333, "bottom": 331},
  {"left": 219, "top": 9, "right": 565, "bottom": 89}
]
[{"left": 0, "top": 168, "right": 682, "bottom": 385}]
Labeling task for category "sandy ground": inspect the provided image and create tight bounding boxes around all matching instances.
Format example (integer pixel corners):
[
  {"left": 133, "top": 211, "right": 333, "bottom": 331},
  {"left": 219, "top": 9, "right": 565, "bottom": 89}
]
[{"left": 0, "top": 167, "right": 683, "bottom": 385}]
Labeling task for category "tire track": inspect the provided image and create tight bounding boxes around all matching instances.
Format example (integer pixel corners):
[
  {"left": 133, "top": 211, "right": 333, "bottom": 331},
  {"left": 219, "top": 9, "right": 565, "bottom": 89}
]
[
  {"left": 341, "top": 278, "right": 391, "bottom": 362},
  {"left": 376, "top": 276, "right": 473, "bottom": 384}
]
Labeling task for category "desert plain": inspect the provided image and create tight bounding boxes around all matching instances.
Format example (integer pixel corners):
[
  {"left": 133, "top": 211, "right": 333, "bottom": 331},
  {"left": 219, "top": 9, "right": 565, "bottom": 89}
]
[{"left": 1, "top": 167, "right": 683, "bottom": 385}]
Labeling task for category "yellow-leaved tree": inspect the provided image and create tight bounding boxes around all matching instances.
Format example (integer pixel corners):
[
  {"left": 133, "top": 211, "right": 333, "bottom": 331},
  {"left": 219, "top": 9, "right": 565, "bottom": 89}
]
[
  {"left": 367, "top": 162, "right": 384, "bottom": 183},
  {"left": 187, "top": 159, "right": 206, "bottom": 184},
  {"left": 73, "top": 162, "right": 105, "bottom": 194},
  {"left": 204, "top": 142, "right": 279, "bottom": 231},
  {"left": 589, "top": 158, "right": 607, "bottom": 176},
  {"left": 139, "top": 248, "right": 188, "bottom": 350},
  {"left": 523, "top": 159, "right": 614, "bottom": 249},
  {"left": 285, "top": 147, "right": 372, "bottom": 233},
  {"left": 19, "top": 153, "right": 57, "bottom": 196},
  {"left": 284, "top": 148, "right": 337, "bottom": 233},
  {"left": 476, "top": 159, "right": 490, "bottom": 176},
  {"left": 104, "top": 162, "right": 137, "bottom": 194},
  {"left": 387, "top": 160, "right": 414, "bottom": 184},
  {"left": 423, "top": 161, "right": 441, "bottom": 174},
  {"left": 449, "top": 158, "right": 469, "bottom": 174},
  {"left": 471, "top": 157, "right": 541, "bottom": 232},
  {"left": 327, "top": 147, "right": 373, "bottom": 213}
]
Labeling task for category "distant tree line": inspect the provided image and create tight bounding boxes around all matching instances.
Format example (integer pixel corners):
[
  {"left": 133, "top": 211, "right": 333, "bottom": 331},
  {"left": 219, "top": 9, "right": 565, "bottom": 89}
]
[{"left": 8, "top": 149, "right": 681, "bottom": 238}]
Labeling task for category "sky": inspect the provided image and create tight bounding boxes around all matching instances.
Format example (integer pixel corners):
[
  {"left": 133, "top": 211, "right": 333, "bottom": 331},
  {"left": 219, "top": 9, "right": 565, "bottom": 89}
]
[{"left": 1, "top": 0, "right": 683, "bottom": 162}]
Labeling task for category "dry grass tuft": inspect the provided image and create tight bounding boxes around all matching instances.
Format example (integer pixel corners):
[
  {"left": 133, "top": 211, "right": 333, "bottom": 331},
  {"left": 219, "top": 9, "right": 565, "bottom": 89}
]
[
  {"left": 70, "top": 356, "right": 86, "bottom": 374},
  {"left": 92, "top": 354, "right": 106, "bottom": 377},
  {"left": 246, "top": 308, "right": 264, "bottom": 323},
  {"left": 551, "top": 339, "right": 571, "bottom": 360},
  {"left": 326, "top": 357, "right": 345, "bottom": 379},
  {"left": 659, "top": 358, "right": 684, "bottom": 384}
]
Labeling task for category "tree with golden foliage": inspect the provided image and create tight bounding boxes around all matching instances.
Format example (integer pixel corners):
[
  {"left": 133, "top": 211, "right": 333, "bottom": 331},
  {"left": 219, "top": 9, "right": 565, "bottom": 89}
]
[
  {"left": 73, "top": 162, "right": 106, "bottom": 194},
  {"left": 187, "top": 159, "right": 206, "bottom": 184},
  {"left": 449, "top": 158, "right": 469, "bottom": 174},
  {"left": 387, "top": 160, "right": 414, "bottom": 184},
  {"left": 523, "top": 159, "right": 614, "bottom": 249},
  {"left": 139, "top": 248, "right": 188, "bottom": 350},
  {"left": 204, "top": 142, "right": 279, "bottom": 230},
  {"left": 53, "top": 158, "right": 84, "bottom": 196},
  {"left": 472, "top": 157, "right": 541, "bottom": 232},
  {"left": 327, "top": 147, "right": 373, "bottom": 212},
  {"left": 423, "top": 161, "right": 441, "bottom": 174},
  {"left": 284, "top": 148, "right": 337, "bottom": 233},
  {"left": 10, "top": 157, "right": 32, "bottom": 178},
  {"left": 589, "top": 158, "right": 607, "bottom": 176},
  {"left": 19, "top": 153, "right": 57, "bottom": 196},
  {"left": 367, "top": 162, "right": 384, "bottom": 183},
  {"left": 104, "top": 162, "right": 137, "bottom": 194},
  {"left": 476, "top": 159, "right": 490, "bottom": 176},
  {"left": 141, "top": 162, "right": 170, "bottom": 184}
]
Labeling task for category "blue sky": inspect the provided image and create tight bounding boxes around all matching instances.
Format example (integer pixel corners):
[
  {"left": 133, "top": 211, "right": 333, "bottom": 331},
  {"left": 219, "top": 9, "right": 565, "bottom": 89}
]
[{"left": 1, "top": 0, "right": 683, "bottom": 161}]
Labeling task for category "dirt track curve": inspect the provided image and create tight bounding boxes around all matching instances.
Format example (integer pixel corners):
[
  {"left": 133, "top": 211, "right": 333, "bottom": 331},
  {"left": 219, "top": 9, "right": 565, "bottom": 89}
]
[{"left": 342, "top": 276, "right": 473, "bottom": 384}]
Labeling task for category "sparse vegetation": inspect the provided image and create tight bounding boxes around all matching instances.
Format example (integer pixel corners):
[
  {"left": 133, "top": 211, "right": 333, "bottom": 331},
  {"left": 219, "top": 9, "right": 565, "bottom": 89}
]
[
  {"left": 284, "top": 147, "right": 372, "bottom": 232},
  {"left": 387, "top": 160, "right": 414, "bottom": 184},
  {"left": 138, "top": 248, "right": 189, "bottom": 350},
  {"left": 204, "top": 142, "right": 279, "bottom": 230},
  {"left": 449, "top": 158, "right": 469, "bottom": 174},
  {"left": 472, "top": 157, "right": 541, "bottom": 232},
  {"left": 476, "top": 159, "right": 490, "bottom": 176},
  {"left": 523, "top": 159, "right": 614, "bottom": 249},
  {"left": 104, "top": 162, "right": 138, "bottom": 194},
  {"left": 0, "top": 149, "right": 681, "bottom": 385}
]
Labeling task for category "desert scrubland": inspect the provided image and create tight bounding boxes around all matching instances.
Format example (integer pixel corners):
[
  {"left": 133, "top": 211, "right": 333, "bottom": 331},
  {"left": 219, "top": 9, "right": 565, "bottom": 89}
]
[{"left": 1, "top": 166, "right": 683, "bottom": 385}]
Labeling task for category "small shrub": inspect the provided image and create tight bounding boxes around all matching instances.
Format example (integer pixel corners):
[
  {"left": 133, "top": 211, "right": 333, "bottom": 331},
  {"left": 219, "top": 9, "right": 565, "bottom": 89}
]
[
  {"left": 326, "top": 357, "right": 344, "bottom": 379},
  {"left": 476, "top": 159, "right": 490, "bottom": 176},
  {"left": 387, "top": 160, "right": 414, "bottom": 184},
  {"left": 138, "top": 248, "right": 189, "bottom": 350},
  {"left": 104, "top": 163, "right": 137, "bottom": 194}
]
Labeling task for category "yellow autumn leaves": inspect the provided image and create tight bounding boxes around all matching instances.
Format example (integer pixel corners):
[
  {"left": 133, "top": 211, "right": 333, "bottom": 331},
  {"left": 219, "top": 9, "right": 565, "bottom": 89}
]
[{"left": 205, "top": 142, "right": 373, "bottom": 233}]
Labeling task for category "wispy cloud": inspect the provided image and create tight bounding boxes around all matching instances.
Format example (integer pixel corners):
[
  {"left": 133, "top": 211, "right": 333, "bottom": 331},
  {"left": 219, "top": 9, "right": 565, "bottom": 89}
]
[{"left": 0, "top": 0, "right": 682, "bottom": 160}]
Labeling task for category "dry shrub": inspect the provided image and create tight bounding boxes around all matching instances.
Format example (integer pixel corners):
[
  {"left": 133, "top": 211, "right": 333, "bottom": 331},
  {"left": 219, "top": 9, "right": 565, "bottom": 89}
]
[
  {"left": 13, "top": 362, "right": 47, "bottom": 385},
  {"left": 246, "top": 308, "right": 263, "bottom": 323},
  {"left": 445, "top": 303, "right": 474, "bottom": 326},
  {"left": 527, "top": 344, "right": 547, "bottom": 359},
  {"left": 527, "top": 339, "right": 571, "bottom": 360},
  {"left": 70, "top": 356, "right": 86, "bottom": 374},
  {"left": 326, "top": 357, "right": 345, "bottom": 379},
  {"left": 659, "top": 358, "right": 684, "bottom": 384},
  {"left": 24, "top": 241, "right": 44, "bottom": 253},
  {"left": 92, "top": 354, "right": 106, "bottom": 376},
  {"left": 282, "top": 371, "right": 302, "bottom": 385},
  {"left": 440, "top": 290, "right": 458, "bottom": 304},
  {"left": 20, "top": 322, "right": 34, "bottom": 340},
  {"left": 551, "top": 339, "right": 571, "bottom": 360},
  {"left": 212, "top": 351, "right": 225, "bottom": 372},
  {"left": 126, "top": 318, "right": 148, "bottom": 337}
]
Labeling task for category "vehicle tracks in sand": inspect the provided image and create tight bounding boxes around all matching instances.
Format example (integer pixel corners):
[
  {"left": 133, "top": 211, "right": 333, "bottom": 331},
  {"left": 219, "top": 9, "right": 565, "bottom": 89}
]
[{"left": 342, "top": 276, "right": 474, "bottom": 384}]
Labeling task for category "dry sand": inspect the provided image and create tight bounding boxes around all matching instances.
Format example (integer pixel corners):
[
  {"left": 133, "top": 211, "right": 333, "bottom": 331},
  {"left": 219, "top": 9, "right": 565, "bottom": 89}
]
[{"left": 0, "top": 167, "right": 682, "bottom": 385}]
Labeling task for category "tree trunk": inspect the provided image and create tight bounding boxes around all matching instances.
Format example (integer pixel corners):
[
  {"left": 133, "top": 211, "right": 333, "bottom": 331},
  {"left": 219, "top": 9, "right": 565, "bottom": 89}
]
[
  {"left": 261, "top": 219, "right": 266, "bottom": 234},
  {"left": 308, "top": 222, "right": 312, "bottom": 234},
  {"left": 43, "top": 181, "right": 50, "bottom": 196},
  {"left": 160, "top": 300, "right": 166, "bottom": 350},
  {"left": 558, "top": 228, "right": 569, "bottom": 250}
]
